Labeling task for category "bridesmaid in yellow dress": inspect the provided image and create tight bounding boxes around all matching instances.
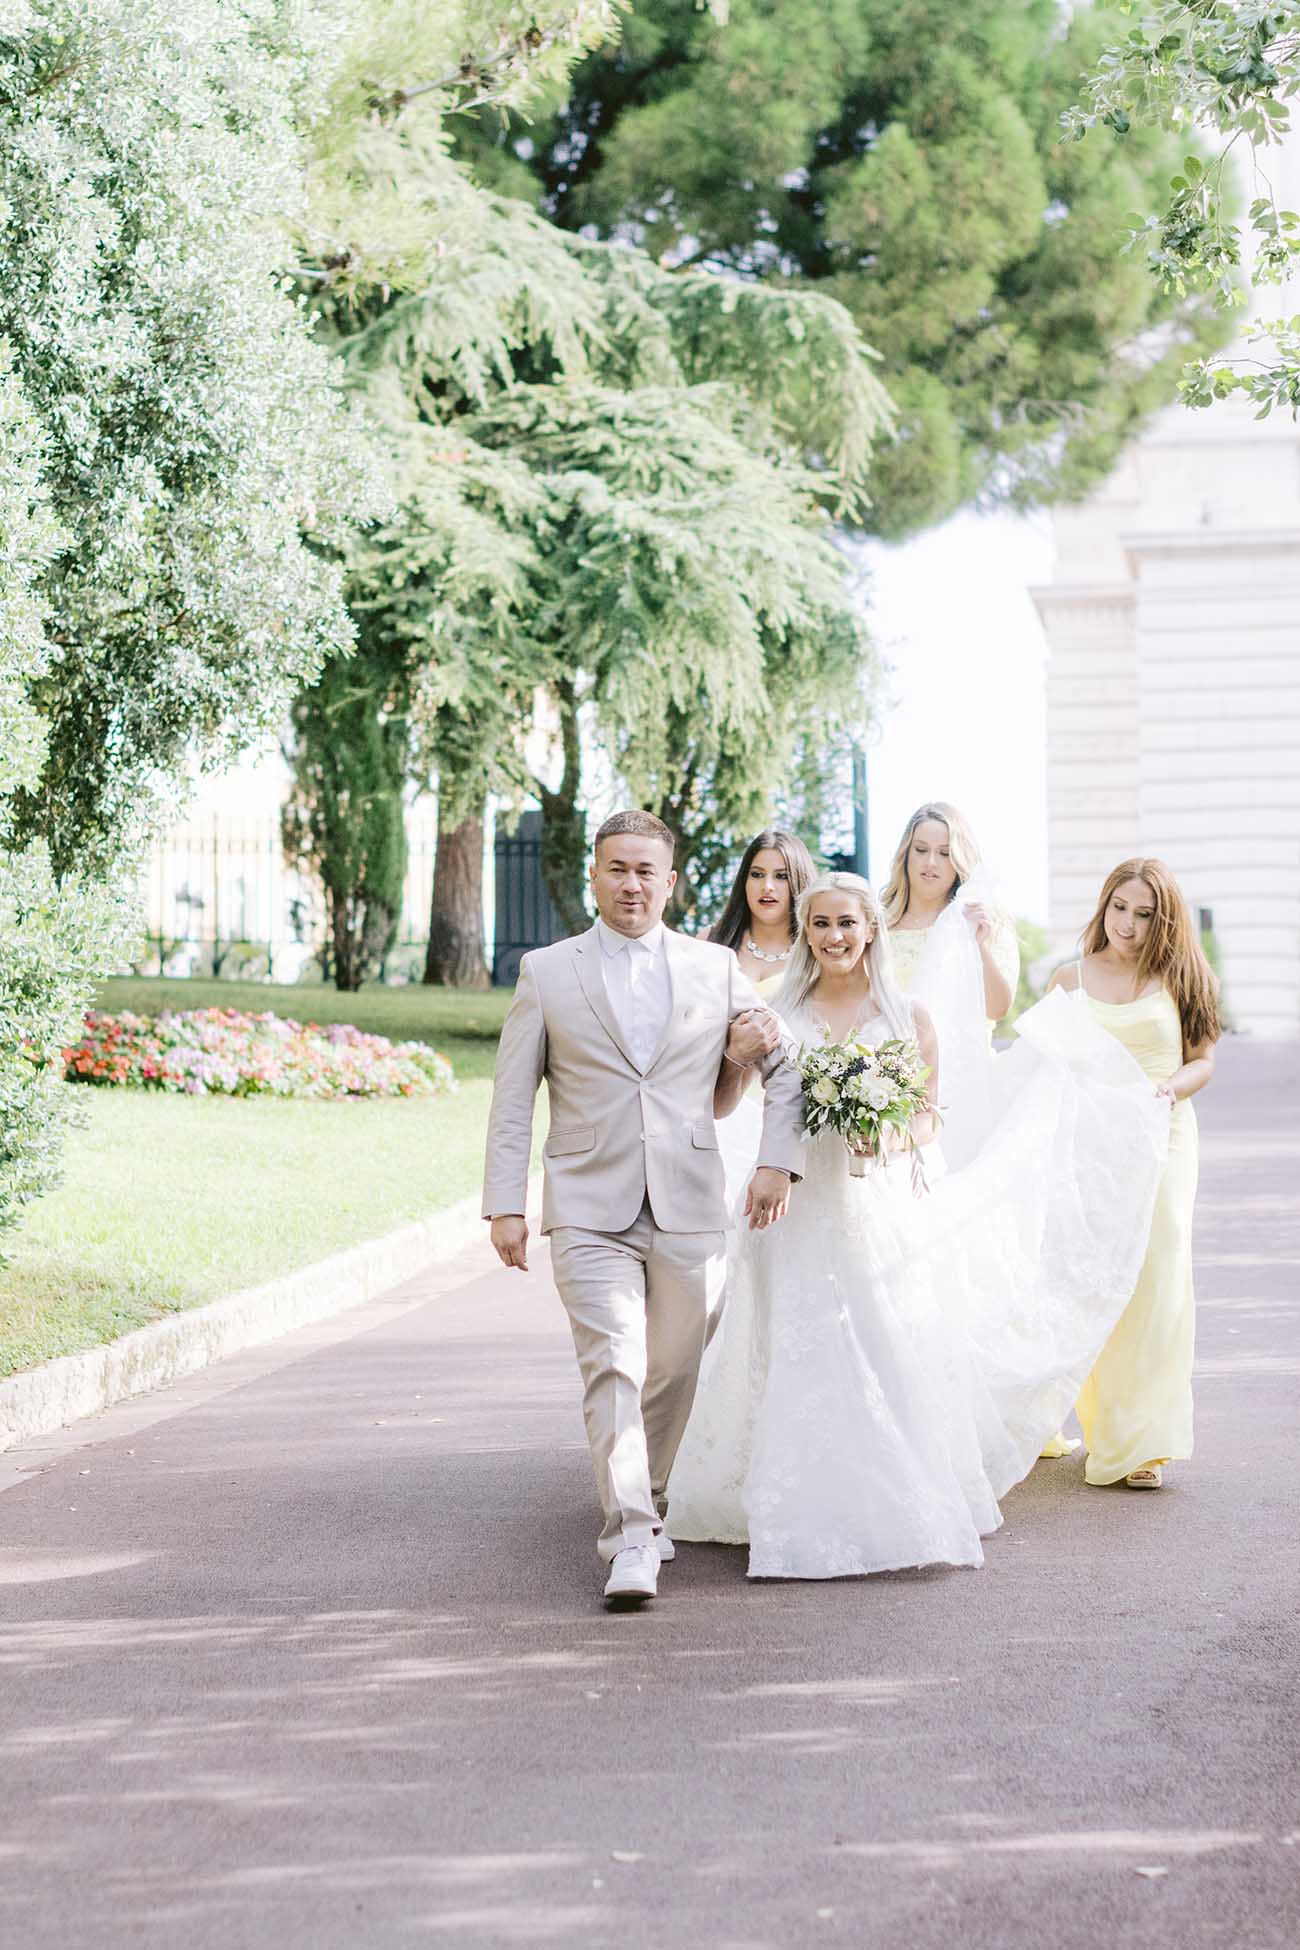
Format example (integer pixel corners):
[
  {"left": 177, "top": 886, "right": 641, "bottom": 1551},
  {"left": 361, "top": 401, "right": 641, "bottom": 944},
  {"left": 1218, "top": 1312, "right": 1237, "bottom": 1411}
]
[
  {"left": 1047, "top": 859, "right": 1220, "bottom": 1490},
  {"left": 880, "top": 802, "right": 1019, "bottom": 1033}
]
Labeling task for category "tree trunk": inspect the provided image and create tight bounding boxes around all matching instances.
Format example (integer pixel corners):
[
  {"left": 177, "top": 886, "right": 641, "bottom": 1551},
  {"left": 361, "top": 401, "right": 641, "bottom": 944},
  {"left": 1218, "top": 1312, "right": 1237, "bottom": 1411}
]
[
  {"left": 536, "top": 679, "right": 591, "bottom": 937},
  {"left": 424, "top": 808, "right": 489, "bottom": 987},
  {"left": 331, "top": 892, "right": 362, "bottom": 992},
  {"left": 331, "top": 890, "right": 396, "bottom": 992}
]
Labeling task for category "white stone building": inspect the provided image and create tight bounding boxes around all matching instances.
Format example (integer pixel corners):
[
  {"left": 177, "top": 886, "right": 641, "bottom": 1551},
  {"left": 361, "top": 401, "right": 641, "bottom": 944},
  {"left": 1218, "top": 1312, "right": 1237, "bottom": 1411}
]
[{"left": 1032, "top": 147, "right": 1300, "bottom": 1039}]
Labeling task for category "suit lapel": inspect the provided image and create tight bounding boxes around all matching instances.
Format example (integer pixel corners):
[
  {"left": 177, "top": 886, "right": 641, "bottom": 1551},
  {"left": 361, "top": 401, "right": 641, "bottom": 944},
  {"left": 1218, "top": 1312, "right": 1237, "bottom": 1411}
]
[
  {"left": 572, "top": 927, "right": 641, "bottom": 1072},
  {"left": 642, "top": 929, "right": 689, "bottom": 1077}
]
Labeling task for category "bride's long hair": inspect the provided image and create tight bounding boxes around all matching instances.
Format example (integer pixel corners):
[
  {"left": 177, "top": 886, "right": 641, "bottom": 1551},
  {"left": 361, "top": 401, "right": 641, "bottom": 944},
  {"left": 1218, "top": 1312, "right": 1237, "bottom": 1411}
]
[{"left": 775, "top": 872, "right": 914, "bottom": 1041}]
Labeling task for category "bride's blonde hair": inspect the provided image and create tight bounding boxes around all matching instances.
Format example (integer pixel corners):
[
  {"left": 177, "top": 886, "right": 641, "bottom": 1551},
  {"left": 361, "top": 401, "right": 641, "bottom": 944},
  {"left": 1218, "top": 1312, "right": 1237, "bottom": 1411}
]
[{"left": 775, "top": 872, "right": 914, "bottom": 1041}]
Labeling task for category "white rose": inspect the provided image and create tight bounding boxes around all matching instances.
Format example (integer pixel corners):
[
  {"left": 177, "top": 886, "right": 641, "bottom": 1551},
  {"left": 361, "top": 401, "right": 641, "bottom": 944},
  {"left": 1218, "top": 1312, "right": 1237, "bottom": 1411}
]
[
  {"left": 844, "top": 1073, "right": 873, "bottom": 1103},
  {"left": 866, "top": 1081, "right": 892, "bottom": 1112},
  {"left": 811, "top": 1076, "right": 840, "bottom": 1106}
]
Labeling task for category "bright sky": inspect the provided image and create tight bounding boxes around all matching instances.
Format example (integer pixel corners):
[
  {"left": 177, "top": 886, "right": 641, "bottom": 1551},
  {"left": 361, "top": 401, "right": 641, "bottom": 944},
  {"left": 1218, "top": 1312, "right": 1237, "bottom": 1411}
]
[{"left": 859, "top": 509, "right": 1055, "bottom": 924}]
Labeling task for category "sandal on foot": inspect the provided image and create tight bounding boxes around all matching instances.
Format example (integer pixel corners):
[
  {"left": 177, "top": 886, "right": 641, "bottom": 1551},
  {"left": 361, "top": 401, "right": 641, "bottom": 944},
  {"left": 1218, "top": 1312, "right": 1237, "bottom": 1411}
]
[{"left": 1125, "top": 1465, "right": 1164, "bottom": 1490}]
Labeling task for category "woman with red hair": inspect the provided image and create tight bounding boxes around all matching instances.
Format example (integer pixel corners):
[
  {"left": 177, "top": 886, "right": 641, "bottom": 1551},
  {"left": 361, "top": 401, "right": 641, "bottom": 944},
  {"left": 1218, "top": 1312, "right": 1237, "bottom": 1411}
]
[{"left": 1048, "top": 860, "right": 1221, "bottom": 1490}]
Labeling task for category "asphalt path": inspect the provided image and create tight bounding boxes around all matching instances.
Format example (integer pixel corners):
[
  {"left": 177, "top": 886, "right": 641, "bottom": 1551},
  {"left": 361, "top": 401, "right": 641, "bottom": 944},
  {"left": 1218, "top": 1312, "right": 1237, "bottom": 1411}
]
[{"left": 1, "top": 1038, "right": 1298, "bottom": 1949}]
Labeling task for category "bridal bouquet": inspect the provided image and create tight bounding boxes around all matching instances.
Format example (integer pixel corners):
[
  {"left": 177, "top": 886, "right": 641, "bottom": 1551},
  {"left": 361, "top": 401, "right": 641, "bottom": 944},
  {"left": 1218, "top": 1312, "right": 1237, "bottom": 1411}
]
[{"left": 798, "top": 1034, "right": 934, "bottom": 1183}]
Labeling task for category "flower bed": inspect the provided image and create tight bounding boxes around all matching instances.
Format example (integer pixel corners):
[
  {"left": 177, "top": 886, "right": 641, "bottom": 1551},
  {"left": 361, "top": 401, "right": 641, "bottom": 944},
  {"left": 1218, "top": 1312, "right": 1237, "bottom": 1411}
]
[{"left": 62, "top": 1008, "right": 456, "bottom": 1100}]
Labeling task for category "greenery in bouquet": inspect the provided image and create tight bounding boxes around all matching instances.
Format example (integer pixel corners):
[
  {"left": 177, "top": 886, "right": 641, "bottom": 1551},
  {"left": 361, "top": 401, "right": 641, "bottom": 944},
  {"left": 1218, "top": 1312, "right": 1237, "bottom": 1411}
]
[
  {"left": 798, "top": 1036, "right": 933, "bottom": 1180},
  {"left": 62, "top": 1010, "right": 456, "bottom": 1102}
]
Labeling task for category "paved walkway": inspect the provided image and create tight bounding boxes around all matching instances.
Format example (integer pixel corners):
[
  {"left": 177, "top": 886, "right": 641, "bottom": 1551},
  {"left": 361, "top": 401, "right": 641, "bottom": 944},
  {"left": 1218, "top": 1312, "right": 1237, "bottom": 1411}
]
[{"left": 1, "top": 1040, "right": 1298, "bottom": 1949}]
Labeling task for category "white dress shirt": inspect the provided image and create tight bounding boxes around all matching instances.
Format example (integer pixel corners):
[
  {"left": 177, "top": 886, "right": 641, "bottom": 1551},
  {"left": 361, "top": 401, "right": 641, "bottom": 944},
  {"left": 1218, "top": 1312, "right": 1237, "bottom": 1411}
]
[{"left": 595, "top": 917, "right": 671, "bottom": 1072}]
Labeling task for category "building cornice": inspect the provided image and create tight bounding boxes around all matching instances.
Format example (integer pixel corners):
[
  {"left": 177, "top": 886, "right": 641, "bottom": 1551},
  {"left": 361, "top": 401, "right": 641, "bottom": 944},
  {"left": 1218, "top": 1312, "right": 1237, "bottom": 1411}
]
[
  {"left": 1121, "top": 528, "right": 1300, "bottom": 563},
  {"left": 1029, "top": 583, "right": 1134, "bottom": 608}
]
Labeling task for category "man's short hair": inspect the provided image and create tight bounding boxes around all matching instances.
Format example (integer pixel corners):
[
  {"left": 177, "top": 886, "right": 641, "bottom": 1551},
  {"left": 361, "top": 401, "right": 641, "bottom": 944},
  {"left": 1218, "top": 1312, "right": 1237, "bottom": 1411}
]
[{"left": 593, "top": 809, "right": 676, "bottom": 859}]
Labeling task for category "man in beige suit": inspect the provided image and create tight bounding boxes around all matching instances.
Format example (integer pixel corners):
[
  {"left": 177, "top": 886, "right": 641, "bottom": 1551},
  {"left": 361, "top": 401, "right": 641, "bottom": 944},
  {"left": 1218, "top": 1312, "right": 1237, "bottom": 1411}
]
[{"left": 484, "top": 809, "right": 803, "bottom": 1608}]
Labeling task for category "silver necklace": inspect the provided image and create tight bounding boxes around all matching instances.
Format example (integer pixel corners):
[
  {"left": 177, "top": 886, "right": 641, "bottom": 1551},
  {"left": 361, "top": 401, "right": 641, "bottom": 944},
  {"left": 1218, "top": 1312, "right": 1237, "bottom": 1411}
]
[{"left": 744, "top": 935, "right": 792, "bottom": 964}]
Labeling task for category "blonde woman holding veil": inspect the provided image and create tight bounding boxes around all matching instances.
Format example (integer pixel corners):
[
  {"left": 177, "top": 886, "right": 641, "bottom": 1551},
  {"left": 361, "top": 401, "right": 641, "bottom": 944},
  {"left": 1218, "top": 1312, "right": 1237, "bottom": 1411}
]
[
  {"left": 883, "top": 802, "right": 1019, "bottom": 1038},
  {"left": 883, "top": 802, "right": 1076, "bottom": 1458}
]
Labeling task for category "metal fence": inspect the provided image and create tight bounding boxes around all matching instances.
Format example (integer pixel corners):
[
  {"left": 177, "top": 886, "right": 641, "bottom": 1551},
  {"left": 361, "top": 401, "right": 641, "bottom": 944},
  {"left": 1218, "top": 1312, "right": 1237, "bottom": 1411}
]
[
  {"left": 492, "top": 811, "right": 564, "bottom": 986},
  {"left": 134, "top": 810, "right": 439, "bottom": 984}
]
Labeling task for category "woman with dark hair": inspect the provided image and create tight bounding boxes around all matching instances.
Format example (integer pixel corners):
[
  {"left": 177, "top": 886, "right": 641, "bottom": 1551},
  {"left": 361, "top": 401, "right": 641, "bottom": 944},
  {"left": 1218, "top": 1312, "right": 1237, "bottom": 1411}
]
[
  {"left": 705, "top": 831, "right": 817, "bottom": 1212},
  {"left": 709, "top": 829, "right": 817, "bottom": 990},
  {"left": 1047, "top": 858, "right": 1220, "bottom": 1490}
]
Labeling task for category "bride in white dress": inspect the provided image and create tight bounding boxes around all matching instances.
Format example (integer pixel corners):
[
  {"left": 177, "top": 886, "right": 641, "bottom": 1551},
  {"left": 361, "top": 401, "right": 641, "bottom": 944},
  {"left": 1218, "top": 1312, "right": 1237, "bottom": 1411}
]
[{"left": 668, "top": 871, "right": 1170, "bottom": 1579}]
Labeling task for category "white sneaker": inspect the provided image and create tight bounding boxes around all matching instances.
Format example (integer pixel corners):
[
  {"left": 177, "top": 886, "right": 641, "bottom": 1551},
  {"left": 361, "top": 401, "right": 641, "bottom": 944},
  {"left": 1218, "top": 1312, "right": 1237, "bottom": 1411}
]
[
  {"left": 603, "top": 1545, "right": 659, "bottom": 1608},
  {"left": 656, "top": 1531, "right": 676, "bottom": 1562}
]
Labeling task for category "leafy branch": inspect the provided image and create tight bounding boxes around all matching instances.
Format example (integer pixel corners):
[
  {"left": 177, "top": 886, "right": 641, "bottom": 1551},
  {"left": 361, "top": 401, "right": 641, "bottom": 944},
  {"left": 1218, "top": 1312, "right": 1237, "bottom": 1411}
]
[{"left": 1068, "top": 2, "right": 1300, "bottom": 414}]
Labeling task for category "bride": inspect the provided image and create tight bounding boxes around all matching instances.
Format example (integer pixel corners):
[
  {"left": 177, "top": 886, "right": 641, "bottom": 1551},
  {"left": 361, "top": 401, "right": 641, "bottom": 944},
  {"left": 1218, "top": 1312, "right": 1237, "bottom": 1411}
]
[{"left": 668, "top": 871, "right": 1170, "bottom": 1579}]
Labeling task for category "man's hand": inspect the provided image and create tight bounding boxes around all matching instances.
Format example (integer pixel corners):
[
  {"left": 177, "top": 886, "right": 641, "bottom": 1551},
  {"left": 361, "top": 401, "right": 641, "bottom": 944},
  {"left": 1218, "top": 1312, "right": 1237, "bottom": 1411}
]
[
  {"left": 726, "top": 1008, "right": 779, "bottom": 1069},
  {"left": 489, "top": 1214, "right": 530, "bottom": 1271},
  {"left": 744, "top": 1166, "right": 792, "bottom": 1230}
]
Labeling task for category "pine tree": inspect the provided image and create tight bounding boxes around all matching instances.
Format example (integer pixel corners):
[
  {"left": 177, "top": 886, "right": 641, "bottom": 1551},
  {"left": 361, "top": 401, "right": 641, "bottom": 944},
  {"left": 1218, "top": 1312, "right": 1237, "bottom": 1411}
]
[
  {"left": 470, "top": 0, "right": 1229, "bottom": 538},
  {"left": 294, "top": 8, "right": 895, "bottom": 936}
]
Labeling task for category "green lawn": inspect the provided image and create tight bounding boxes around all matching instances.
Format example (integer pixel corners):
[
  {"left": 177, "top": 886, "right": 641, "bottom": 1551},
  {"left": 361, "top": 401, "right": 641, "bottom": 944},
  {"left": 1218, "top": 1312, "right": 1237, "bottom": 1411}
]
[{"left": 1, "top": 982, "right": 525, "bottom": 1379}]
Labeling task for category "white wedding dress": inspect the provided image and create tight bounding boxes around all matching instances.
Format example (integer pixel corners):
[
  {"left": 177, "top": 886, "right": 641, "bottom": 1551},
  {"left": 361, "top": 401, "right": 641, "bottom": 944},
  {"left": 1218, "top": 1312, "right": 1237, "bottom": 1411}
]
[
  {"left": 669, "top": 970, "right": 1169, "bottom": 1578},
  {"left": 673, "top": 1002, "right": 1001, "bottom": 1576}
]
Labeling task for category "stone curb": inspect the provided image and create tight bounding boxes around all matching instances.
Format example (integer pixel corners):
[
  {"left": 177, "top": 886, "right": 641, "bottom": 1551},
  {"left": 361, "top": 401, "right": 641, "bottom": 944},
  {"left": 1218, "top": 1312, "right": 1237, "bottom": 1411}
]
[{"left": 0, "top": 1176, "right": 539, "bottom": 1455}]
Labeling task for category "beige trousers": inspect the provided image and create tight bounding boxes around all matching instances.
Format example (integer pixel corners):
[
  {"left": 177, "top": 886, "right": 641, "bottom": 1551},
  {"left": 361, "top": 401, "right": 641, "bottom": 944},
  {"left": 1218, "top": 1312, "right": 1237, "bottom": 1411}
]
[{"left": 549, "top": 1201, "right": 727, "bottom": 1562}]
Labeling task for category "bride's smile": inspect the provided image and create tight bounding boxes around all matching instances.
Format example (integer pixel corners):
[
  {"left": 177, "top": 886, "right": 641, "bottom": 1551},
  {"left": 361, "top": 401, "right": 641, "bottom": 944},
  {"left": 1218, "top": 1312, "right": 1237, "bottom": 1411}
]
[{"left": 807, "top": 900, "right": 874, "bottom": 978}]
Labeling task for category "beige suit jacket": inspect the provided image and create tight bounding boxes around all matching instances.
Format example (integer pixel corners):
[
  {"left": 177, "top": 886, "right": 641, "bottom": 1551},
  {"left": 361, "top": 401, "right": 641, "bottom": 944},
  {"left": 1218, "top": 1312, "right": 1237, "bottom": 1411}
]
[{"left": 482, "top": 925, "right": 804, "bottom": 1234}]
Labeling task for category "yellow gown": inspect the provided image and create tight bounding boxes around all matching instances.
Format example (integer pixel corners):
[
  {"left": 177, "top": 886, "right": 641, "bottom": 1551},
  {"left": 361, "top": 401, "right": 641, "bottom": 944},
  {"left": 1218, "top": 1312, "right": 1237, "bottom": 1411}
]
[{"left": 1074, "top": 983, "right": 1197, "bottom": 1484}]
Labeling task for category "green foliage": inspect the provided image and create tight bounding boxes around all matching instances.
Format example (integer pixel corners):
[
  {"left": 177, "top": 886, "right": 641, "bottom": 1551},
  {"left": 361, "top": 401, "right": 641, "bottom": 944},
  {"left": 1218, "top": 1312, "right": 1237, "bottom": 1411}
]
[
  {"left": 294, "top": 2, "right": 894, "bottom": 928},
  {"left": 0, "top": 0, "right": 383, "bottom": 1238},
  {"left": 0, "top": 0, "right": 383, "bottom": 873},
  {"left": 476, "top": 0, "right": 1229, "bottom": 536},
  {"left": 996, "top": 914, "right": 1050, "bottom": 1033},
  {"left": 1200, "top": 924, "right": 1233, "bottom": 1032},
  {"left": 0, "top": 355, "right": 129, "bottom": 1240},
  {"left": 282, "top": 639, "right": 412, "bottom": 991},
  {"left": 1068, "top": 2, "right": 1300, "bottom": 416}
]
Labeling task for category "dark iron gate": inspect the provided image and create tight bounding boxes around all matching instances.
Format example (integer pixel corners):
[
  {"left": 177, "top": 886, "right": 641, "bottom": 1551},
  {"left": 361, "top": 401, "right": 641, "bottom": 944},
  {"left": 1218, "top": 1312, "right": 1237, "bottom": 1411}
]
[{"left": 493, "top": 811, "right": 569, "bottom": 985}]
